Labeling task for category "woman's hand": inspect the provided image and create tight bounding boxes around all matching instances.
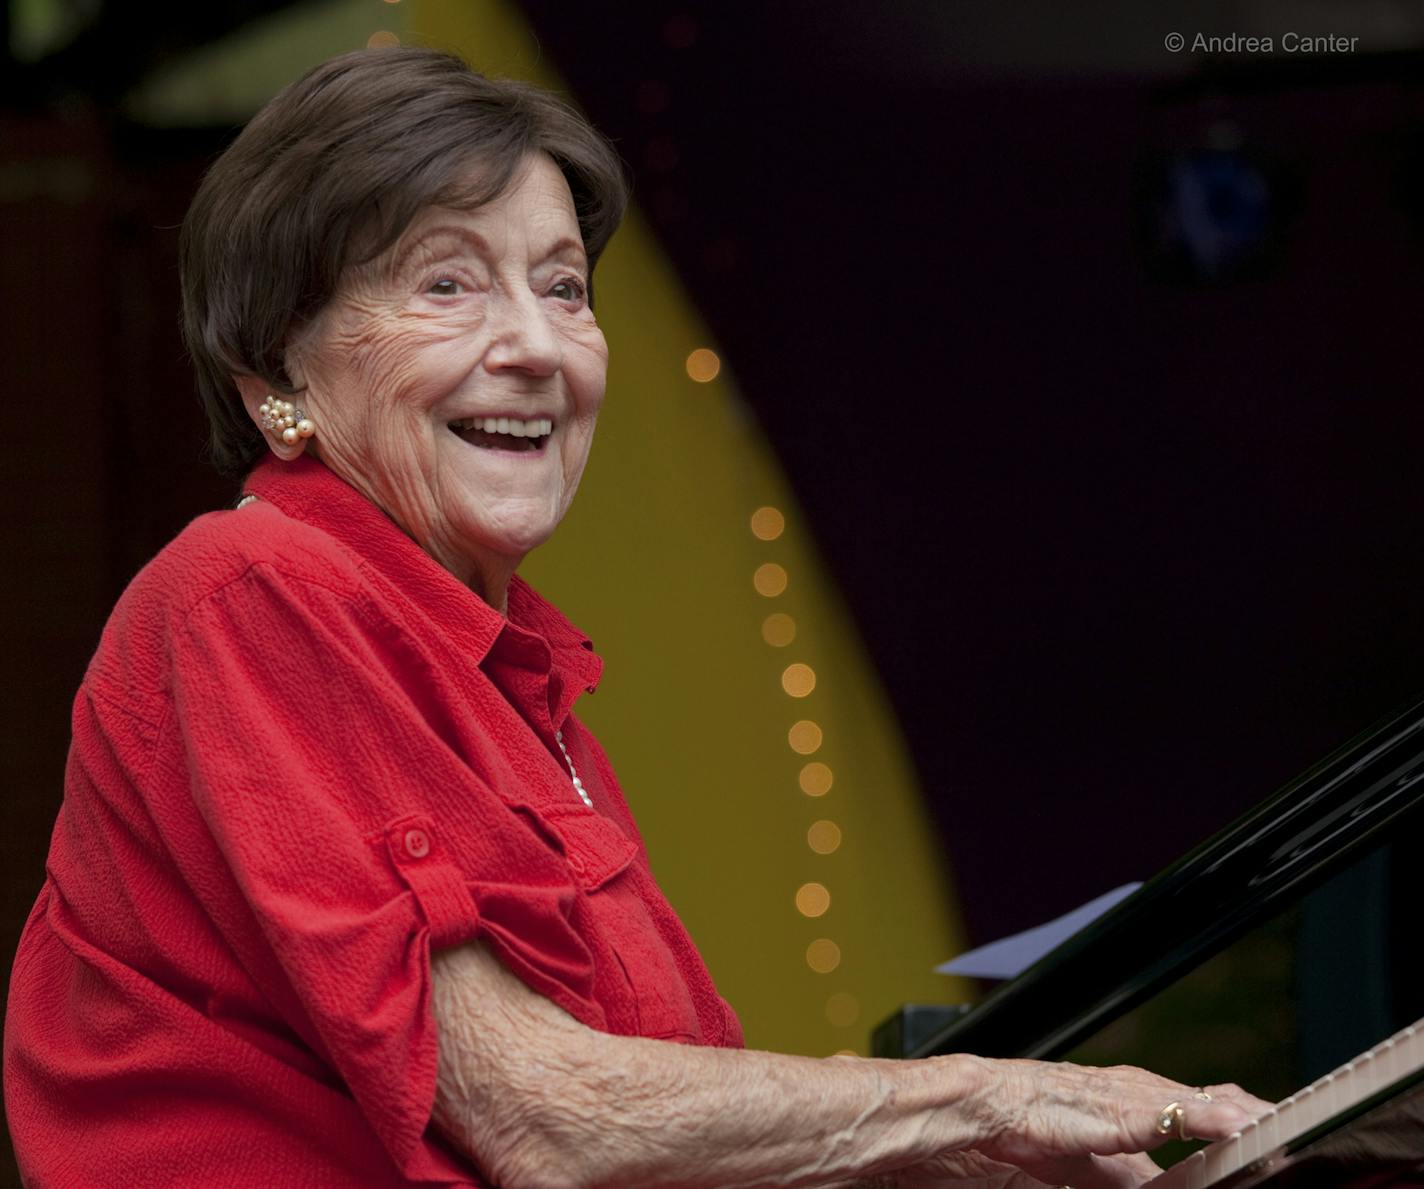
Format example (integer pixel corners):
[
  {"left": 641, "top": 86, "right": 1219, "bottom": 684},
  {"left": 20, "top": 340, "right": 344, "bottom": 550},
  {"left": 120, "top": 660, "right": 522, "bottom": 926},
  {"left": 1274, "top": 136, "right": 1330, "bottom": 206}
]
[
  {"left": 432, "top": 940, "right": 1272, "bottom": 1189},
  {"left": 893, "top": 1146, "right": 1161, "bottom": 1188},
  {"left": 912, "top": 1055, "right": 1273, "bottom": 1188}
]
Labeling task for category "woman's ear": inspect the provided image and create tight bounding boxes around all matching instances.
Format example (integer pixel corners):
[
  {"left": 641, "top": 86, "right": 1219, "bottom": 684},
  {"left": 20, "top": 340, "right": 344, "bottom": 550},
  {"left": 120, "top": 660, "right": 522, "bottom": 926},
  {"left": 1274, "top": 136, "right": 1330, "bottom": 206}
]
[{"left": 233, "top": 374, "right": 313, "bottom": 462}]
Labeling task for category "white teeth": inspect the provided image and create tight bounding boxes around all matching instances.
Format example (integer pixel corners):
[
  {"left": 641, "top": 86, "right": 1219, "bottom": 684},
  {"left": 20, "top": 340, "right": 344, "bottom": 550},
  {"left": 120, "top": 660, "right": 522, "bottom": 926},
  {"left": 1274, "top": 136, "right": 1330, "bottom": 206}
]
[{"left": 450, "top": 416, "right": 554, "bottom": 437}]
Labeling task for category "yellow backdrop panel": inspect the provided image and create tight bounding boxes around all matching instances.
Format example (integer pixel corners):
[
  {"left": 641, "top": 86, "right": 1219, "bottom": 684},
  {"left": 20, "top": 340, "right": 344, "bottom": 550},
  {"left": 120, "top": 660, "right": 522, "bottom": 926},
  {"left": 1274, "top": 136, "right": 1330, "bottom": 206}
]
[
  {"left": 406, "top": 0, "right": 972, "bottom": 1056},
  {"left": 136, "top": 0, "right": 973, "bottom": 1055}
]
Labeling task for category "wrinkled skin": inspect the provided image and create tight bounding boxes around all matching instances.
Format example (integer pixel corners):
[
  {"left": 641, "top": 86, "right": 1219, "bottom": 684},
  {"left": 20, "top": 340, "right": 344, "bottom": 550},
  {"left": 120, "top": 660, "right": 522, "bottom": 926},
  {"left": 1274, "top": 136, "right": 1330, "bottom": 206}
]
[
  {"left": 432, "top": 941, "right": 1272, "bottom": 1189},
  {"left": 237, "top": 151, "right": 606, "bottom": 613},
  {"left": 234, "top": 150, "right": 1275, "bottom": 1188}
]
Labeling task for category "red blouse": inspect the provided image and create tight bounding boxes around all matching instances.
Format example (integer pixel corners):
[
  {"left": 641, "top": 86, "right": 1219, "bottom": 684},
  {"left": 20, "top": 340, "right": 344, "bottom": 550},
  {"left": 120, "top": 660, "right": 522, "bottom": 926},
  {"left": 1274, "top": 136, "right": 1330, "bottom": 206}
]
[{"left": 5, "top": 456, "right": 742, "bottom": 1187}]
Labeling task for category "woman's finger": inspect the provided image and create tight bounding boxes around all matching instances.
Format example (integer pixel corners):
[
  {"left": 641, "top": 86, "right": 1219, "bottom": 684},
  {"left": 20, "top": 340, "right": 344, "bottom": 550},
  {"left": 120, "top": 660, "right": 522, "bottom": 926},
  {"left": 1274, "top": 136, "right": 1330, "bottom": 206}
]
[
  {"left": 903, "top": 1146, "right": 1166, "bottom": 1189},
  {"left": 895, "top": 1148, "right": 1055, "bottom": 1187},
  {"left": 1201, "top": 1081, "right": 1276, "bottom": 1118},
  {"left": 1150, "top": 1088, "right": 1263, "bottom": 1145},
  {"left": 1094, "top": 1067, "right": 1274, "bottom": 1117},
  {"left": 971, "top": 1057, "right": 1264, "bottom": 1164},
  {"left": 1016, "top": 1150, "right": 1164, "bottom": 1189}
]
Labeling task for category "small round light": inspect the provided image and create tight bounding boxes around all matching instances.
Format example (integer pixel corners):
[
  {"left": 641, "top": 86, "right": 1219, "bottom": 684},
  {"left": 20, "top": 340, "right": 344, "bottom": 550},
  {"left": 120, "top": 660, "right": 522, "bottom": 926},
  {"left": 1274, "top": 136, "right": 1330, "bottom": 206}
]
[
  {"left": 662, "top": 12, "right": 699, "bottom": 49},
  {"left": 781, "top": 663, "right": 816, "bottom": 698},
  {"left": 635, "top": 80, "right": 672, "bottom": 115},
  {"left": 761, "top": 613, "right": 796, "bottom": 647},
  {"left": 644, "top": 135, "right": 679, "bottom": 174},
  {"left": 825, "top": 992, "right": 861, "bottom": 1028},
  {"left": 799, "top": 762, "right": 833, "bottom": 797},
  {"left": 788, "top": 720, "right": 823, "bottom": 755},
  {"left": 832, "top": 1048, "right": 859, "bottom": 1057},
  {"left": 806, "top": 938, "right": 841, "bottom": 973},
  {"left": 366, "top": 30, "right": 400, "bottom": 48},
  {"left": 686, "top": 347, "right": 721, "bottom": 382},
  {"left": 750, "top": 506, "right": 785, "bottom": 540},
  {"left": 807, "top": 820, "right": 842, "bottom": 855},
  {"left": 753, "top": 563, "right": 787, "bottom": 597},
  {"left": 795, "top": 881, "right": 830, "bottom": 918}
]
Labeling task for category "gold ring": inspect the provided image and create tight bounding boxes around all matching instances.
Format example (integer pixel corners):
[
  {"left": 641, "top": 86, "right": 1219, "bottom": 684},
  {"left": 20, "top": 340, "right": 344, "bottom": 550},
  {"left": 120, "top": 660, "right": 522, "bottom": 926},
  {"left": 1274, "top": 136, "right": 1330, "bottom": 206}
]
[
  {"left": 1194, "top": 1088, "right": 1213, "bottom": 1102},
  {"left": 1156, "top": 1101, "right": 1187, "bottom": 1140}
]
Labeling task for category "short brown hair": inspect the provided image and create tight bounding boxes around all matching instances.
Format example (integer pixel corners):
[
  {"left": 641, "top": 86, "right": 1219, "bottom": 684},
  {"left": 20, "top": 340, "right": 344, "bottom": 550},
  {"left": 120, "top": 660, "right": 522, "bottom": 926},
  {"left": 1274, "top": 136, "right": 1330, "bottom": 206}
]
[{"left": 180, "top": 47, "right": 629, "bottom": 477}]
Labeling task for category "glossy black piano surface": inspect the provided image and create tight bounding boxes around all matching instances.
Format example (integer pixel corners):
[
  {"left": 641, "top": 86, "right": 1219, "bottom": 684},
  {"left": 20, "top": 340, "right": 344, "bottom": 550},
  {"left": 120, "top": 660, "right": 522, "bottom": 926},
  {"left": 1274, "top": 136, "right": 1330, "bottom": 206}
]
[
  {"left": 877, "top": 689, "right": 1424, "bottom": 1070},
  {"left": 874, "top": 693, "right": 1424, "bottom": 1181}
]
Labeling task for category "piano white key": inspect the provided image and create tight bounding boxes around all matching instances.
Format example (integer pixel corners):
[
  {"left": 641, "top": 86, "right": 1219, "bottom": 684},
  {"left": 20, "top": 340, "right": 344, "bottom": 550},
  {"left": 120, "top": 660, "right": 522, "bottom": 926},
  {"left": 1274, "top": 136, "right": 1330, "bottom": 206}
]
[
  {"left": 1274, "top": 1092, "right": 1297, "bottom": 1126},
  {"left": 1151, "top": 1146, "right": 1202, "bottom": 1189},
  {"left": 1388, "top": 1035, "right": 1409, "bottom": 1084},
  {"left": 1255, "top": 1105, "right": 1279, "bottom": 1152},
  {"left": 1375, "top": 1037, "right": 1398, "bottom": 1089},
  {"left": 1331, "top": 1061, "right": 1357, "bottom": 1114},
  {"left": 1349, "top": 1048, "right": 1378, "bottom": 1100},
  {"left": 1304, "top": 1070, "right": 1327, "bottom": 1133},
  {"left": 1396, "top": 1023, "right": 1422, "bottom": 1083},
  {"left": 1394, "top": 1024, "right": 1419, "bottom": 1069},
  {"left": 1379, "top": 1027, "right": 1421, "bottom": 1096},
  {"left": 1318, "top": 1075, "right": 1346, "bottom": 1127},
  {"left": 1178, "top": 1147, "right": 1206, "bottom": 1189},
  {"left": 1146, "top": 1015, "right": 1424, "bottom": 1186},
  {"left": 1236, "top": 1118, "right": 1260, "bottom": 1166},
  {"left": 1201, "top": 1131, "right": 1236, "bottom": 1184}
]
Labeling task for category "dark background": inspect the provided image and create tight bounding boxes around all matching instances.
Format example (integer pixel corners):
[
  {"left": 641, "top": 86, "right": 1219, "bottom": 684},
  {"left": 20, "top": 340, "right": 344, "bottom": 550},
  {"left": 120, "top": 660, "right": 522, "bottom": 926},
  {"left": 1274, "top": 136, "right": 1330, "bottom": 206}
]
[
  {"left": 4, "top": 1, "right": 1424, "bottom": 1180},
  {"left": 507, "top": 2, "right": 1424, "bottom": 943}
]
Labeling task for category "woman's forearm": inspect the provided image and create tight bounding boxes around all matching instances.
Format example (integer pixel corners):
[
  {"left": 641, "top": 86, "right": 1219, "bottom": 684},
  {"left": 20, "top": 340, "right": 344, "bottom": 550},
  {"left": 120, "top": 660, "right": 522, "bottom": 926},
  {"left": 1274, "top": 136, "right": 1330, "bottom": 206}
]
[
  {"left": 432, "top": 942, "right": 1267, "bottom": 1189},
  {"left": 430, "top": 942, "right": 986, "bottom": 1189}
]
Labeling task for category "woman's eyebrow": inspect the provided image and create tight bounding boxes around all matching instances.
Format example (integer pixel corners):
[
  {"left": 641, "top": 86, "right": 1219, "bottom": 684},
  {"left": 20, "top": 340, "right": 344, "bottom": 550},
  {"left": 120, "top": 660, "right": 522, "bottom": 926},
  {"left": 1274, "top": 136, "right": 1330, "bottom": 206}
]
[
  {"left": 540, "top": 235, "right": 589, "bottom": 270},
  {"left": 393, "top": 226, "right": 587, "bottom": 272},
  {"left": 392, "top": 224, "right": 490, "bottom": 271}
]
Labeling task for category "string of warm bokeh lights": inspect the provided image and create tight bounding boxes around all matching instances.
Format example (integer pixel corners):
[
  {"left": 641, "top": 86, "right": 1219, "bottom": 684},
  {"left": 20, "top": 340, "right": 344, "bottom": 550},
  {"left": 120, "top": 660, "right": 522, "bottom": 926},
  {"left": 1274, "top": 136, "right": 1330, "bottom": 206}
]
[
  {"left": 362, "top": 0, "right": 862, "bottom": 1046},
  {"left": 688, "top": 347, "right": 860, "bottom": 1050},
  {"left": 336, "top": 0, "right": 962, "bottom": 1064}
]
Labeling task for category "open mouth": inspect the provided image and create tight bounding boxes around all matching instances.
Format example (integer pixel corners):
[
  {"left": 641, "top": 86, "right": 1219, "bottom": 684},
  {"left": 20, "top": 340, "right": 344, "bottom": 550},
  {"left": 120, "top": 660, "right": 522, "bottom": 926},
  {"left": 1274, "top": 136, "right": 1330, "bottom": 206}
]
[{"left": 448, "top": 416, "right": 553, "bottom": 453}]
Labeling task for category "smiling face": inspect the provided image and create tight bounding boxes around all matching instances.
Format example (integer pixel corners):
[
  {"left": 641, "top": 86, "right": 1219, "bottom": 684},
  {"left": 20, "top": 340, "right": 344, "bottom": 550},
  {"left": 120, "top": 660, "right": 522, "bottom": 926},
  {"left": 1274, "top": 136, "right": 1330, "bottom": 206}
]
[{"left": 260, "top": 152, "right": 608, "bottom": 607}]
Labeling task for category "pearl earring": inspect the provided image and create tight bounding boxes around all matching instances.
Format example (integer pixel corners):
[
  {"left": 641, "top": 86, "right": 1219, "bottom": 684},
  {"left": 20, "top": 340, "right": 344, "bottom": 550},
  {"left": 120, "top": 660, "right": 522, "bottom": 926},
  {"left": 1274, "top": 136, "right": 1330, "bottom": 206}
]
[{"left": 259, "top": 395, "right": 316, "bottom": 446}]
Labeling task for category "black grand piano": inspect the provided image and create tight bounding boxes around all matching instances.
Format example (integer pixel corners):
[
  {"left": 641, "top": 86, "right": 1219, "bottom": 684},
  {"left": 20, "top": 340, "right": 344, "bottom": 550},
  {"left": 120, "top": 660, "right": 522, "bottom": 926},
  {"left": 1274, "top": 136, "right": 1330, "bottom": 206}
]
[{"left": 874, "top": 694, "right": 1424, "bottom": 1187}]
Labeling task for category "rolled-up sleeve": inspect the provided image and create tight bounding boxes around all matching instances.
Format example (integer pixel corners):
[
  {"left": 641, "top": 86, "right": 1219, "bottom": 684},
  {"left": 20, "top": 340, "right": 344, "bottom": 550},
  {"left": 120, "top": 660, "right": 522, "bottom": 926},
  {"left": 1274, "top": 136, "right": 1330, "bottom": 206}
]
[{"left": 165, "top": 562, "right": 601, "bottom": 1174}]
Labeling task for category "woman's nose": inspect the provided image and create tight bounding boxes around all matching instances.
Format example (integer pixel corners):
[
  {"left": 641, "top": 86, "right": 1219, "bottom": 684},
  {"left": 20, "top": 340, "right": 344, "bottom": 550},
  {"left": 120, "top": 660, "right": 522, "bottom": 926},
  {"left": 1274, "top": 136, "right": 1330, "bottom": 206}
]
[{"left": 483, "top": 289, "right": 562, "bottom": 375}]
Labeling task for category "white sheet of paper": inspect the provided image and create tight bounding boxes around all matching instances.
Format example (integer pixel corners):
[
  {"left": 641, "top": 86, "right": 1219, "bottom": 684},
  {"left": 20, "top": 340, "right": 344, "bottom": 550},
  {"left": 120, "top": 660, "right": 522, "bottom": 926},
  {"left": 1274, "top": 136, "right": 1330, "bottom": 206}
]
[{"left": 934, "top": 882, "right": 1143, "bottom": 979}]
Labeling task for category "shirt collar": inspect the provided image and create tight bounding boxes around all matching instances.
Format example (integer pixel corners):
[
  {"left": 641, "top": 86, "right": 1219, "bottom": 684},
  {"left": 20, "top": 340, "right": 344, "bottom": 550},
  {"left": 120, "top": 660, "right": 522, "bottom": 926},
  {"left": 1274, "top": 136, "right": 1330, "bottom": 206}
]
[{"left": 242, "top": 456, "right": 603, "bottom": 725}]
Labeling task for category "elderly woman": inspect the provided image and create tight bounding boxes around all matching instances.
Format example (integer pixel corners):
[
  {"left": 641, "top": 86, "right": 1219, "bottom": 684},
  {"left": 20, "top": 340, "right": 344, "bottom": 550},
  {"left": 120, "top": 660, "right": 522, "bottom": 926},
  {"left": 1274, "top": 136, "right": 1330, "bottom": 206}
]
[{"left": 4, "top": 48, "right": 1266, "bottom": 1188}]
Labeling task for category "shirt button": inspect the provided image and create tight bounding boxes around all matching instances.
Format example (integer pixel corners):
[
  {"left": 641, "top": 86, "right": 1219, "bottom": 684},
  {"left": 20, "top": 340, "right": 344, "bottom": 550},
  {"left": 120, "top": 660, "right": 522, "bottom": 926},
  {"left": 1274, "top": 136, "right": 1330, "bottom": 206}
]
[{"left": 403, "top": 828, "right": 431, "bottom": 860}]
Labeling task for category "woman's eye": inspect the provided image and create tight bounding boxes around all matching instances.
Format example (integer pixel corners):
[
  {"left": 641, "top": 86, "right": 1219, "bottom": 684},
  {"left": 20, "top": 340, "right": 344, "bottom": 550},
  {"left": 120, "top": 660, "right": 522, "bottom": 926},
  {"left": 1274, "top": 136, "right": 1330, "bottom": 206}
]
[
  {"left": 551, "top": 277, "right": 587, "bottom": 303},
  {"left": 427, "top": 278, "right": 462, "bottom": 297}
]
